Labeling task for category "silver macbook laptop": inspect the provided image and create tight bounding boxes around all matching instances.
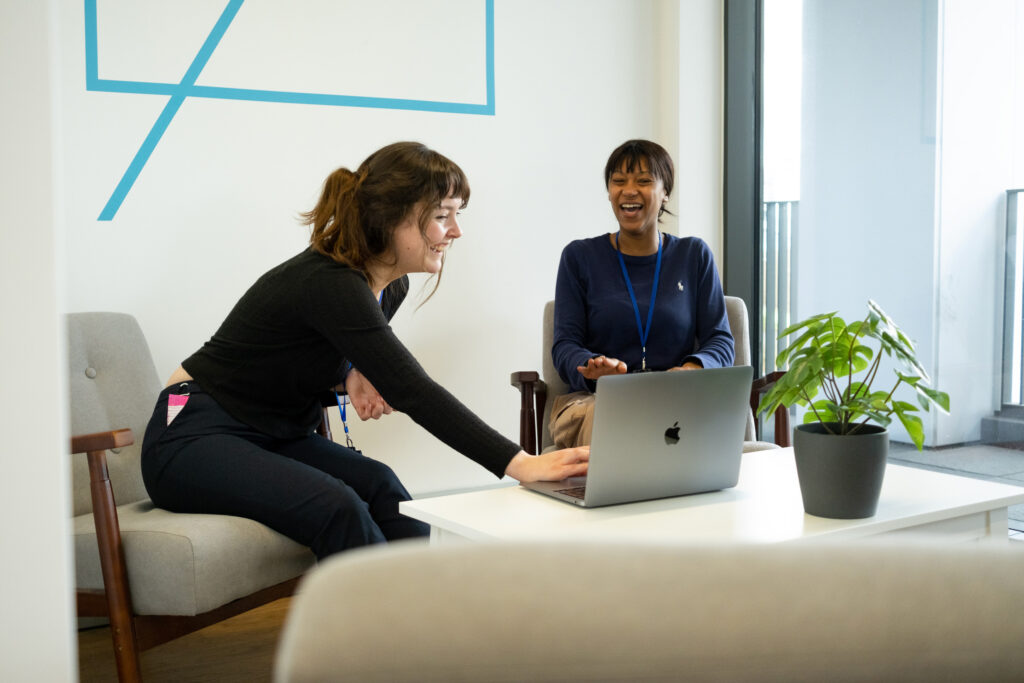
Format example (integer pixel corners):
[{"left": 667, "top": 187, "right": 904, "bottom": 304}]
[{"left": 522, "top": 365, "right": 753, "bottom": 507}]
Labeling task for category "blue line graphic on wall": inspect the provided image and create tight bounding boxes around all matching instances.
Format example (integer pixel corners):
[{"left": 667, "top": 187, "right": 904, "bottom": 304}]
[{"left": 85, "top": 0, "right": 496, "bottom": 221}]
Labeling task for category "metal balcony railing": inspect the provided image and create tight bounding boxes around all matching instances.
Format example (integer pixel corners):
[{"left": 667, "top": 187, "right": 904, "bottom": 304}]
[
  {"left": 1002, "top": 189, "right": 1024, "bottom": 406},
  {"left": 760, "top": 200, "right": 796, "bottom": 376}
]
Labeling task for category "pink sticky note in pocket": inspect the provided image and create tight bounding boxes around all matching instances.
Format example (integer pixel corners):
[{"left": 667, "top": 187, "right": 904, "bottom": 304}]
[{"left": 167, "top": 394, "right": 189, "bottom": 426}]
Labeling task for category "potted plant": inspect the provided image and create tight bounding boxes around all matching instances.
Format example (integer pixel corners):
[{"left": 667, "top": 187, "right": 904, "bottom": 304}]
[{"left": 758, "top": 300, "right": 950, "bottom": 519}]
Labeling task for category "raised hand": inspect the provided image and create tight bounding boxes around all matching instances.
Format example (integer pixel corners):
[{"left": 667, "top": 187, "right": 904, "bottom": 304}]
[{"left": 576, "top": 355, "right": 628, "bottom": 380}]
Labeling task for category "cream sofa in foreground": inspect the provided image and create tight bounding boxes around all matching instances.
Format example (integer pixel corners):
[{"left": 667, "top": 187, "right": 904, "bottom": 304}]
[{"left": 275, "top": 539, "right": 1024, "bottom": 682}]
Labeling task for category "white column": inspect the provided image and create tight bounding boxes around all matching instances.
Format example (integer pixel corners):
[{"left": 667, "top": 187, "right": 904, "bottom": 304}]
[{"left": 0, "top": 1, "right": 76, "bottom": 680}]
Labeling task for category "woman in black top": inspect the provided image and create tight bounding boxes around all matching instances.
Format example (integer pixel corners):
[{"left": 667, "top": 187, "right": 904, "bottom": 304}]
[{"left": 141, "top": 142, "right": 589, "bottom": 559}]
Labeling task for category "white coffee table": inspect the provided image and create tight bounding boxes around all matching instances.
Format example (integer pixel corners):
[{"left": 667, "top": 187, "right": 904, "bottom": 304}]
[{"left": 400, "top": 448, "right": 1024, "bottom": 544}]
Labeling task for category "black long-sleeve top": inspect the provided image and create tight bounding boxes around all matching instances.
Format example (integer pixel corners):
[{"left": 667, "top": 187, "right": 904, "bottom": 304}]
[{"left": 182, "top": 248, "right": 520, "bottom": 478}]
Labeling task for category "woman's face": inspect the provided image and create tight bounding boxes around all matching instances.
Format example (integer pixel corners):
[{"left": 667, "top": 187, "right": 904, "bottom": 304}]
[
  {"left": 607, "top": 158, "right": 667, "bottom": 236},
  {"left": 392, "top": 195, "right": 463, "bottom": 276}
]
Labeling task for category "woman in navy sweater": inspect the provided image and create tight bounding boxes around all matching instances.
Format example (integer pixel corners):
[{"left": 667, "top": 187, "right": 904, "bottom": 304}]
[{"left": 550, "top": 139, "right": 735, "bottom": 448}]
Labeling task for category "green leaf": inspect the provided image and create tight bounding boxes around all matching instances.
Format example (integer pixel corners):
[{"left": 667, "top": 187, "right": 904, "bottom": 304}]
[
  {"left": 879, "top": 330, "right": 929, "bottom": 380},
  {"left": 845, "top": 390, "right": 892, "bottom": 422},
  {"left": 786, "top": 347, "right": 821, "bottom": 370},
  {"left": 759, "top": 301, "right": 951, "bottom": 428},
  {"left": 803, "top": 410, "right": 825, "bottom": 424},
  {"left": 775, "top": 327, "right": 818, "bottom": 367},
  {"left": 842, "top": 381, "right": 869, "bottom": 402},
  {"left": 897, "top": 411, "right": 926, "bottom": 450},
  {"left": 915, "top": 384, "right": 951, "bottom": 413},
  {"left": 852, "top": 408, "right": 892, "bottom": 428},
  {"left": 855, "top": 390, "right": 888, "bottom": 405},
  {"left": 866, "top": 301, "right": 930, "bottom": 380},
  {"left": 805, "top": 400, "right": 838, "bottom": 424},
  {"left": 757, "top": 362, "right": 823, "bottom": 415},
  {"left": 852, "top": 343, "right": 874, "bottom": 365},
  {"left": 896, "top": 372, "right": 922, "bottom": 386},
  {"left": 778, "top": 311, "right": 837, "bottom": 339},
  {"left": 846, "top": 320, "right": 867, "bottom": 336}
]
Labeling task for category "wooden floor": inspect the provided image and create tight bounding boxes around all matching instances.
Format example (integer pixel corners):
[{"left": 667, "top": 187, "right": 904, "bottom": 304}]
[{"left": 77, "top": 598, "right": 292, "bottom": 682}]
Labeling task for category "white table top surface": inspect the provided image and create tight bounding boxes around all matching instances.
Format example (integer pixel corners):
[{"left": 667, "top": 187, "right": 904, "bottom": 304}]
[{"left": 400, "top": 448, "right": 1024, "bottom": 544}]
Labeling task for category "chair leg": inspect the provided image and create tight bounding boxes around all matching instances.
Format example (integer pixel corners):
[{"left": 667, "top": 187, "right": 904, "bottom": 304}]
[
  {"left": 751, "top": 372, "right": 791, "bottom": 447},
  {"left": 511, "top": 372, "right": 543, "bottom": 454},
  {"left": 774, "top": 406, "right": 792, "bottom": 448},
  {"left": 109, "top": 616, "right": 143, "bottom": 683},
  {"left": 534, "top": 387, "right": 547, "bottom": 453},
  {"left": 87, "top": 449, "right": 143, "bottom": 682},
  {"left": 519, "top": 380, "right": 537, "bottom": 455}
]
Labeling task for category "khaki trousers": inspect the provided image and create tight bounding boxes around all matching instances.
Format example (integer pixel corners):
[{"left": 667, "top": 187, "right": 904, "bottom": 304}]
[{"left": 549, "top": 391, "right": 597, "bottom": 449}]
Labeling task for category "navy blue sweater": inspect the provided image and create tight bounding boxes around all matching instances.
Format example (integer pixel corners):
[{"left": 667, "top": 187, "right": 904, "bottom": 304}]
[{"left": 552, "top": 233, "right": 735, "bottom": 392}]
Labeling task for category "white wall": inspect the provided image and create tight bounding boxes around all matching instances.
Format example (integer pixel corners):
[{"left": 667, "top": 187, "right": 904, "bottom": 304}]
[
  {"left": 795, "top": 0, "right": 1024, "bottom": 445},
  {"left": 798, "top": 0, "right": 940, "bottom": 444},
  {"left": 1017, "top": 0, "right": 1024, "bottom": 188},
  {"left": 0, "top": 2, "right": 76, "bottom": 680},
  {"left": 0, "top": 2, "right": 721, "bottom": 676},
  {"left": 58, "top": 0, "right": 723, "bottom": 495},
  {"left": 678, "top": 0, "right": 725, "bottom": 257},
  {"left": 936, "top": 0, "right": 1021, "bottom": 442}
]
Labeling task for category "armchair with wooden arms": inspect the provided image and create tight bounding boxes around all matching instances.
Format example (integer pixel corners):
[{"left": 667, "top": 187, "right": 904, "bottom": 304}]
[
  {"left": 510, "top": 296, "right": 790, "bottom": 454},
  {"left": 68, "top": 312, "right": 318, "bottom": 682}
]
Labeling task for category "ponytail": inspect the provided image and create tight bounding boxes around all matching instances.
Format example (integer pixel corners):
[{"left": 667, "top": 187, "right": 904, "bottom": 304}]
[{"left": 304, "top": 167, "right": 370, "bottom": 270}]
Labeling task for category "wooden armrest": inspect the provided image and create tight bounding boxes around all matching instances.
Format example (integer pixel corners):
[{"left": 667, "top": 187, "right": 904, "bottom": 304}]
[
  {"left": 510, "top": 371, "right": 543, "bottom": 390},
  {"left": 510, "top": 371, "right": 548, "bottom": 455},
  {"left": 71, "top": 427, "right": 139, "bottom": 668},
  {"left": 71, "top": 428, "right": 135, "bottom": 454},
  {"left": 749, "top": 371, "right": 790, "bottom": 448}
]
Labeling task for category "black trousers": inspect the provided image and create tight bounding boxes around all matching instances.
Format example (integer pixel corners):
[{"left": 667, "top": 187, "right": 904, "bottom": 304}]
[{"left": 141, "top": 382, "right": 429, "bottom": 560}]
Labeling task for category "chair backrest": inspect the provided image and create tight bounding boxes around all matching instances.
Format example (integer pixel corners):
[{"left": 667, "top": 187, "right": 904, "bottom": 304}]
[
  {"left": 539, "top": 300, "right": 569, "bottom": 450},
  {"left": 725, "top": 295, "right": 752, "bottom": 367},
  {"left": 68, "top": 312, "right": 162, "bottom": 516},
  {"left": 540, "top": 296, "right": 756, "bottom": 449},
  {"left": 723, "top": 296, "right": 758, "bottom": 440},
  {"left": 276, "top": 540, "right": 1024, "bottom": 682}
]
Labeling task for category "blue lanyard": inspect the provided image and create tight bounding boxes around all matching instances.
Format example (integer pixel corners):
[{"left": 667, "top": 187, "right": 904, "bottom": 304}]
[
  {"left": 334, "top": 390, "right": 354, "bottom": 448},
  {"left": 614, "top": 232, "right": 663, "bottom": 371},
  {"left": 334, "top": 289, "right": 384, "bottom": 448}
]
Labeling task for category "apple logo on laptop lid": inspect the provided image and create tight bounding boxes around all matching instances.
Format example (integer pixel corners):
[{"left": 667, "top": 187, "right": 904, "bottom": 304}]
[{"left": 664, "top": 421, "right": 681, "bottom": 445}]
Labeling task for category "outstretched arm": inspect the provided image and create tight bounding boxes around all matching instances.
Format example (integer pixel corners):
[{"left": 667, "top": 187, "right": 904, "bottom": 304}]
[{"left": 504, "top": 447, "right": 590, "bottom": 482}]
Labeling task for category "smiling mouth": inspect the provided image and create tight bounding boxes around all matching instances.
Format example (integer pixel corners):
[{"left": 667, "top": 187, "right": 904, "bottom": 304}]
[
  {"left": 430, "top": 243, "right": 447, "bottom": 254},
  {"left": 620, "top": 203, "right": 643, "bottom": 216}
]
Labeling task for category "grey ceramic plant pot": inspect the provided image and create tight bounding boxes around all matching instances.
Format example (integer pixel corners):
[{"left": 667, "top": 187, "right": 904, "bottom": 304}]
[{"left": 792, "top": 422, "right": 888, "bottom": 519}]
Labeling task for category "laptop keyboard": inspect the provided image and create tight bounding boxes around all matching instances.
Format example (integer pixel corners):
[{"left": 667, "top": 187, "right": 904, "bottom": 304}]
[{"left": 555, "top": 486, "right": 587, "bottom": 500}]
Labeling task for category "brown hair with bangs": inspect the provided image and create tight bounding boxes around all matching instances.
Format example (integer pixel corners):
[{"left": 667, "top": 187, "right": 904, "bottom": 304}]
[
  {"left": 604, "top": 139, "right": 675, "bottom": 219},
  {"left": 303, "top": 141, "right": 470, "bottom": 295}
]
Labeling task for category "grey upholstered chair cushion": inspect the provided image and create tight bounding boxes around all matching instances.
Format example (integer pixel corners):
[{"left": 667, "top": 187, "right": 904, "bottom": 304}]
[
  {"left": 276, "top": 540, "right": 1024, "bottom": 683},
  {"left": 73, "top": 501, "right": 313, "bottom": 615},
  {"left": 68, "top": 311, "right": 316, "bottom": 615}
]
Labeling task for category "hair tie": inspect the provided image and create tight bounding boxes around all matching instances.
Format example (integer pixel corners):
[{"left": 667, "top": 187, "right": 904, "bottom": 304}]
[{"left": 353, "top": 170, "right": 368, "bottom": 193}]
